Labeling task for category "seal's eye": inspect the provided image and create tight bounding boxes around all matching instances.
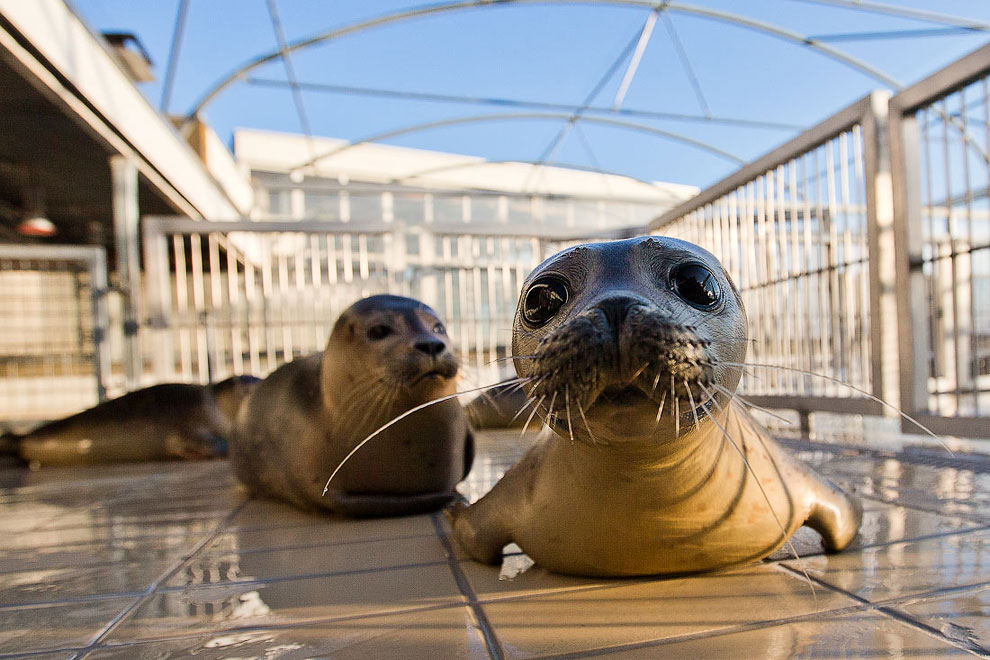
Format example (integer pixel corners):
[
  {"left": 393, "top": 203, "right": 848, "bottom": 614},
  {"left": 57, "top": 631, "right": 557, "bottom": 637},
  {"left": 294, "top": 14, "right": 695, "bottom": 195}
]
[
  {"left": 523, "top": 278, "right": 569, "bottom": 326},
  {"left": 433, "top": 323, "right": 446, "bottom": 335},
  {"left": 367, "top": 325, "right": 394, "bottom": 340},
  {"left": 671, "top": 264, "right": 722, "bottom": 309}
]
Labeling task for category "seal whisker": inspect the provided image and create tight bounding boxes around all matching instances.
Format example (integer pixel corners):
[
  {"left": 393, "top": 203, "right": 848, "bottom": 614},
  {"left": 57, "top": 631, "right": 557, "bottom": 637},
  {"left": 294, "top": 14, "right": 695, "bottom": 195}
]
[
  {"left": 698, "top": 385, "right": 817, "bottom": 603},
  {"left": 323, "top": 378, "right": 527, "bottom": 495},
  {"left": 565, "top": 385, "right": 576, "bottom": 446},
  {"left": 673, "top": 374, "right": 680, "bottom": 439},
  {"left": 724, "top": 362, "right": 951, "bottom": 454},
  {"left": 710, "top": 382, "right": 794, "bottom": 427},
  {"left": 509, "top": 395, "right": 537, "bottom": 425},
  {"left": 684, "top": 379, "right": 702, "bottom": 431},
  {"left": 654, "top": 388, "right": 667, "bottom": 428},
  {"left": 576, "top": 400, "right": 598, "bottom": 446},
  {"left": 521, "top": 395, "right": 545, "bottom": 436}
]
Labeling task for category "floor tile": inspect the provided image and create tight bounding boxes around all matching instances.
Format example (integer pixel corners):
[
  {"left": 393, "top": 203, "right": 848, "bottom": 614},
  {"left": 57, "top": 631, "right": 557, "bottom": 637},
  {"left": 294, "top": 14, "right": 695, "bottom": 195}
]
[
  {"left": 479, "top": 565, "right": 855, "bottom": 659},
  {"left": 0, "top": 559, "right": 178, "bottom": 606},
  {"left": 782, "top": 528, "right": 990, "bottom": 603},
  {"left": 587, "top": 610, "right": 973, "bottom": 659},
  {"left": 221, "top": 505, "right": 438, "bottom": 545},
  {"left": 892, "top": 584, "right": 990, "bottom": 654},
  {"left": 84, "top": 606, "right": 488, "bottom": 659},
  {"left": 0, "top": 596, "right": 134, "bottom": 655},
  {"left": 105, "top": 563, "right": 464, "bottom": 643},
  {"left": 2, "top": 518, "right": 219, "bottom": 550},
  {"left": 165, "top": 534, "right": 447, "bottom": 587},
  {"left": 0, "top": 537, "right": 198, "bottom": 575}
]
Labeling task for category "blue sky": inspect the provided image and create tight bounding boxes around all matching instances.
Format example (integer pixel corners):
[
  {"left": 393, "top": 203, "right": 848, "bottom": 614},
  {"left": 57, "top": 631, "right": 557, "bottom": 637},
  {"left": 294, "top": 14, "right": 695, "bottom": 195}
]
[{"left": 73, "top": 0, "right": 990, "bottom": 188}]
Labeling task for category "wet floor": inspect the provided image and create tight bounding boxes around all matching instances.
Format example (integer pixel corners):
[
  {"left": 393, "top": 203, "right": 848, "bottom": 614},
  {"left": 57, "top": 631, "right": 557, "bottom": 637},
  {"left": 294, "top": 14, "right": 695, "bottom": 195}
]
[{"left": 0, "top": 430, "right": 988, "bottom": 658}]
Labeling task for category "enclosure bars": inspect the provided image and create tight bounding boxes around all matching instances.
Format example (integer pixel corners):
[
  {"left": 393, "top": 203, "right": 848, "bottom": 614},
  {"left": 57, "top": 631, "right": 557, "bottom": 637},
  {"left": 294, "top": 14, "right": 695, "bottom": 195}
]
[
  {"left": 649, "top": 92, "right": 890, "bottom": 434},
  {"left": 141, "top": 217, "right": 605, "bottom": 388},
  {"left": 0, "top": 244, "right": 110, "bottom": 421},
  {"left": 649, "top": 43, "right": 990, "bottom": 438},
  {"left": 890, "top": 43, "right": 990, "bottom": 439}
]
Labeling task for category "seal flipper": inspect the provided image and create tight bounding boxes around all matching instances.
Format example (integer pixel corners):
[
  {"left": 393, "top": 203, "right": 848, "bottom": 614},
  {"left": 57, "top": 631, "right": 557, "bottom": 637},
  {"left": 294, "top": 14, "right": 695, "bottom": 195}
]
[{"left": 803, "top": 475, "right": 862, "bottom": 552}]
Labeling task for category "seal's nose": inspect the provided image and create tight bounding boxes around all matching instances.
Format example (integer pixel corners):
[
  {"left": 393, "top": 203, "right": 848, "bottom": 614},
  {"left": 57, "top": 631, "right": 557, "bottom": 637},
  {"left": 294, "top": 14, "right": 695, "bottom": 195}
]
[
  {"left": 414, "top": 337, "right": 446, "bottom": 357},
  {"left": 594, "top": 295, "right": 644, "bottom": 333}
]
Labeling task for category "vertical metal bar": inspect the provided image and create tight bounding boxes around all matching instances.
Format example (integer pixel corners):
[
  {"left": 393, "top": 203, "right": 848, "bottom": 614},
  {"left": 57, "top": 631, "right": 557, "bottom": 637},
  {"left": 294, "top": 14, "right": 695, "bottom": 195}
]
[
  {"left": 173, "top": 235, "right": 192, "bottom": 380},
  {"left": 208, "top": 233, "right": 224, "bottom": 379},
  {"left": 956, "top": 87, "right": 974, "bottom": 415},
  {"left": 940, "top": 98, "right": 960, "bottom": 414},
  {"left": 226, "top": 236, "right": 245, "bottom": 375},
  {"left": 189, "top": 233, "right": 208, "bottom": 383},
  {"left": 87, "top": 248, "right": 110, "bottom": 401},
  {"left": 141, "top": 219, "right": 174, "bottom": 382},
  {"left": 110, "top": 155, "right": 142, "bottom": 388}
]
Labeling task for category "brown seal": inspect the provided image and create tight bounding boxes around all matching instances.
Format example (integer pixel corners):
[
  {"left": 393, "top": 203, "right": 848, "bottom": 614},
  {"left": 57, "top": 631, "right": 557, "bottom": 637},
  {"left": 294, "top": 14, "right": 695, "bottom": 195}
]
[
  {"left": 3, "top": 375, "right": 259, "bottom": 467},
  {"left": 230, "top": 294, "right": 473, "bottom": 517},
  {"left": 451, "top": 237, "right": 861, "bottom": 576}
]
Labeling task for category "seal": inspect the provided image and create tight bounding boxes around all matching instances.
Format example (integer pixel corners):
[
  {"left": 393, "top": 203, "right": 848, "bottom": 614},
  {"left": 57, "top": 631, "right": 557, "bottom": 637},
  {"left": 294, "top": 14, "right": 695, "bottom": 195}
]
[
  {"left": 230, "top": 294, "right": 474, "bottom": 517},
  {"left": 5, "top": 375, "right": 259, "bottom": 467},
  {"left": 451, "top": 237, "right": 862, "bottom": 576}
]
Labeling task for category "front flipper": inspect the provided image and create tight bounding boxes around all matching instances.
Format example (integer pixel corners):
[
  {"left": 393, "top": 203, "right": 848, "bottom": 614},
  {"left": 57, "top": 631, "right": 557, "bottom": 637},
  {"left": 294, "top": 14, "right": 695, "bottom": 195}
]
[
  {"left": 325, "top": 490, "right": 458, "bottom": 518},
  {"left": 804, "top": 475, "right": 862, "bottom": 552}
]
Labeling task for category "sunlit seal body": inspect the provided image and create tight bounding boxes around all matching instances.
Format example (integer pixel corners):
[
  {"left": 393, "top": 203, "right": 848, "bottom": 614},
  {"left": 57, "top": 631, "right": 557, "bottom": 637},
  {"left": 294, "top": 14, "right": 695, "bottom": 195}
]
[
  {"left": 231, "top": 295, "right": 473, "bottom": 517},
  {"left": 4, "top": 375, "right": 259, "bottom": 467},
  {"left": 452, "top": 237, "right": 861, "bottom": 576}
]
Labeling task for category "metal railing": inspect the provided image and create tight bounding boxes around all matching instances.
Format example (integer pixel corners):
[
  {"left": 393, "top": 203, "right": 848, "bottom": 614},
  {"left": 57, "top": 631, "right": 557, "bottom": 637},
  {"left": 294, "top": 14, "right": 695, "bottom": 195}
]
[
  {"left": 650, "top": 43, "right": 990, "bottom": 438},
  {"left": 891, "top": 43, "right": 990, "bottom": 439},
  {"left": 649, "top": 92, "right": 890, "bottom": 423},
  {"left": 142, "top": 217, "right": 602, "bottom": 390},
  {"left": 0, "top": 244, "right": 110, "bottom": 424}
]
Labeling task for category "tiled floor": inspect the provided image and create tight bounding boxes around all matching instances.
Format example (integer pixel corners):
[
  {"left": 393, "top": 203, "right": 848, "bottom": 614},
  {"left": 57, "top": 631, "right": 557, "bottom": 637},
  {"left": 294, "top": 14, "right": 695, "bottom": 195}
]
[{"left": 1, "top": 430, "right": 988, "bottom": 659}]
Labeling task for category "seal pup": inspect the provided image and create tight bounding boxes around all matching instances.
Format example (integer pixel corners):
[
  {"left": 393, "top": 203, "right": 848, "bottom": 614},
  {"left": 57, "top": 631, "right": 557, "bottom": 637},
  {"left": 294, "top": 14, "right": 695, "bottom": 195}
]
[
  {"left": 3, "top": 375, "right": 259, "bottom": 467},
  {"left": 230, "top": 294, "right": 473, "bottom": 517},
  {"left": 451, "top": 237, "right": 862, "bottom": 577}
]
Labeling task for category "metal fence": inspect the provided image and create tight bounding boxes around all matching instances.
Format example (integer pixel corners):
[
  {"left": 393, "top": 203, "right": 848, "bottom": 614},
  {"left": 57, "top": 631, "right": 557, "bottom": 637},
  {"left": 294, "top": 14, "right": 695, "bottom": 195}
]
[
  {"left": 0, "top": 244, "right": 109, "bottom": 425},
  {"left": 142, "top": 217, "right": 593, "bottom": 390},
  {"left": 651, "top": 43, "right": 990, "bottom": 438},
  {"left": 891, "top": 44, "right": 990, "bottom": 439}
]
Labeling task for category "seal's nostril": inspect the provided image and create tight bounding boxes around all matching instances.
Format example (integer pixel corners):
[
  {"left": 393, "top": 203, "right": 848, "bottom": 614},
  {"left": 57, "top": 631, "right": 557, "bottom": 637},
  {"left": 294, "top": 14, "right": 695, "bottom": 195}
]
[
  {"left": 414, "top": 338, "right": 446, "bottom": 356},
  {"left": 595, "top": 296, "right": 642, "bottom": 331}
]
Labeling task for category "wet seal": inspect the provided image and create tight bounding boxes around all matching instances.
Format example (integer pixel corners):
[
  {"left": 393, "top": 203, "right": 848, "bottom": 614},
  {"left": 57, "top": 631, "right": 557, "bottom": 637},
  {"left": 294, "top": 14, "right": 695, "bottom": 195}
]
[
  {"left": 3, "top": 375, "right": 259, "bottom": 467},
  {"left": 230, "top": 294, "right": 474, "bottom": 517},
  {"left": 450, "top": 237, "right": 862, "bottom": 576}
]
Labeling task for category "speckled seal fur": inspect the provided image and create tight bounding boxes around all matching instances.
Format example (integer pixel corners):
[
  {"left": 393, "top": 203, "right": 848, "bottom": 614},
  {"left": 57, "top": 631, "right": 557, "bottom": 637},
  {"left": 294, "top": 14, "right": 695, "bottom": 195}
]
[{"left": 451, "top": 237, "right": 861, "bottom": 576}]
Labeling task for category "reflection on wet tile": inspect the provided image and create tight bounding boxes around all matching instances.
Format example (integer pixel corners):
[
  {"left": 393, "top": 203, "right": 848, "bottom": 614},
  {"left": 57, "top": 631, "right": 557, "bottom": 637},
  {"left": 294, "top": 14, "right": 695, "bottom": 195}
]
[
  {"left": 0, "top": 537, "right": 197, "bottom": 575},
  {"left": 166, "top": 534, "right": 447, "bottom": 587},
  {"left": 594, "top": 611, "right": 973, "bottom": 659},
  {"left": 479, "top": 565, "right": 855, "bottom": 658},
  {"left": 765, "top": 498, "right": 981, "bottom": 561},
  {"left": 0, "top": 596, "right": 134, "bottom": 654},
  {"left": 894, "top": 585, "right": 990, "bottom": 654},
  {"left": 460, "top": 558, "right": 610, "bottom": 602},
  {"left": 0, "top": 559, "right": 178, "bottom": 605},
  {"left": 784, "top": 529, "right": 990, "bottom": 603},
  {"left": 107, "top": 563, "right": 464, "bottom": 643},
  {"left": 1, "top": 518, "right": 220, "bottom": 550},
  {"left": 85, "top": 606, "right": 486, "bottom": 659},
  {"left": 221, "top": 507, "right": 438, "bottom": 546}
]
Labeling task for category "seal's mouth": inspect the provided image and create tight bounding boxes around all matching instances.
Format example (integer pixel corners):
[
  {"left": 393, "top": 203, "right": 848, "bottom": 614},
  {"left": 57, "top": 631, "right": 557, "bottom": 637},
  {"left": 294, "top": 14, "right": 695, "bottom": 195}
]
[
  {"left": 597, "top": 385, "right": 651, "bottom": 407},
  {"left": 410, "top": 363, "right": 458, "bottom": 385}
]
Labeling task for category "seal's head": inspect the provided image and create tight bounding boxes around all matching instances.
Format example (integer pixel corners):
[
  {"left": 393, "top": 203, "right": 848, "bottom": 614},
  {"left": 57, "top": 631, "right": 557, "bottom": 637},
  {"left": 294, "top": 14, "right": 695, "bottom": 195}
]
[
  {"left": 323, "top": 295, "right": 459, "bottom": 409},
  {"left": 512, "top": 237, "right": 747, "bottom": 445}
]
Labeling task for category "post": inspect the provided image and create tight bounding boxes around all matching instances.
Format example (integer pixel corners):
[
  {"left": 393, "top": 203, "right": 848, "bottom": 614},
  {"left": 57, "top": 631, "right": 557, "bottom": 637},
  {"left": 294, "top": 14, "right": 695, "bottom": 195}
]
[
  {"left": 111, "top": 155, "right": 142, "bottom": 389},
  {"left": 862, "top": 91, "right": 900, "bottom": 417}
]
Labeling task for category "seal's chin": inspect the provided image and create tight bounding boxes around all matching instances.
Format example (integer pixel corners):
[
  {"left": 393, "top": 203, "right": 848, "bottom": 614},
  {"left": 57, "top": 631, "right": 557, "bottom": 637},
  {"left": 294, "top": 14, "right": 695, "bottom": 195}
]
[{"left": 598, "top": 385, "right": 653, "bottom": 407}]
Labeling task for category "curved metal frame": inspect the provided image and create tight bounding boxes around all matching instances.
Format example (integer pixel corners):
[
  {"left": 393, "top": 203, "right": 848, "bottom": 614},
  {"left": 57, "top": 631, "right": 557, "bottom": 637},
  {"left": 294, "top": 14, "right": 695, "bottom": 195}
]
[
  {"left": 183, "top": 0, "right": 904, "bottom": 125},
  {"left": 285, "top": 112, "right": 745, "bottom": 174}
]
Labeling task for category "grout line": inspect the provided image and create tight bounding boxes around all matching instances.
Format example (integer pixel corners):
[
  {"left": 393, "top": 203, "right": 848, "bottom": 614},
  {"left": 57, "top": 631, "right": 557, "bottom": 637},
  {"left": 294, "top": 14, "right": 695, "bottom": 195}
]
[
  {"left": 777, "top": 563, "right": 988, "bottom": 657},
  {"left": 69, "top": 498, "right": 252, "bottom": 658},
  {"left": 155, "top": 558, "right": 449, "bottom": 592},
  {"left": 0, "top": 591, "right": 146, "bottom": 612},
  {"left": 431, "top": 513, "right": 505, "bottom": 660},
  {"left": 853, "top": 491, "right": 990, "bottom": 524}
]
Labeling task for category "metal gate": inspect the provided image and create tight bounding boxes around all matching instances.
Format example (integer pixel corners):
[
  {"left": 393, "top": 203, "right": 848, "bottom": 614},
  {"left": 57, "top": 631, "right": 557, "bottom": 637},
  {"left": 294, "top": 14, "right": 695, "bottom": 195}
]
[{"left": 0, "top": 244, "right": 110, "bottom": 425}]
